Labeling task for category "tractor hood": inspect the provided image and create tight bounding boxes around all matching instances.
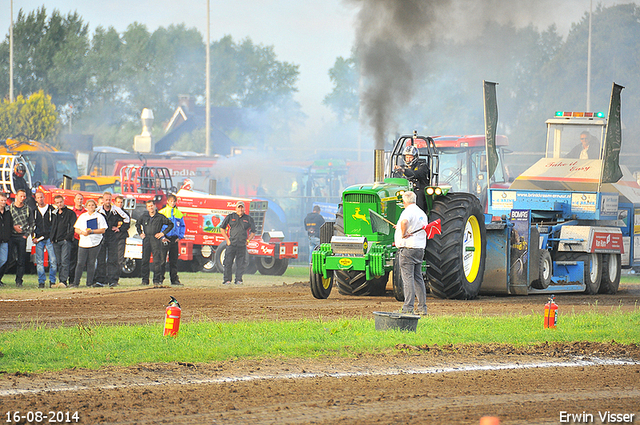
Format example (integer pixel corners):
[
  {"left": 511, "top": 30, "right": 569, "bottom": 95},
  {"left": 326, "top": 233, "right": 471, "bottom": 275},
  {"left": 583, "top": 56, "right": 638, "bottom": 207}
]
[{"left": 342, "top": 178, "right": 409, "bottom": 200}]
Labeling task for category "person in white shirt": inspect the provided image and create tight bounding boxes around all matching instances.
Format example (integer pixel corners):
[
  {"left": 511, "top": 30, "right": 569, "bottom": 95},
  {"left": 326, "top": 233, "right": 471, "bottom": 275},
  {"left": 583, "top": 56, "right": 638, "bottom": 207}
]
[
  {"left": 394, "top": 191, "right": 429, "bottom": 315},
  {"left": 71, "top": 199, "right": 107, "bottom": 288}
]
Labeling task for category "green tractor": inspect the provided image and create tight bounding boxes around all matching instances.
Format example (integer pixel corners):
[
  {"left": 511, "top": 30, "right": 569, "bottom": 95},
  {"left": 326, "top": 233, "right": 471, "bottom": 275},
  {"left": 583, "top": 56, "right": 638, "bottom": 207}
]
[{"left": 310, "top": 133, "right": 488, "bottom": 300}]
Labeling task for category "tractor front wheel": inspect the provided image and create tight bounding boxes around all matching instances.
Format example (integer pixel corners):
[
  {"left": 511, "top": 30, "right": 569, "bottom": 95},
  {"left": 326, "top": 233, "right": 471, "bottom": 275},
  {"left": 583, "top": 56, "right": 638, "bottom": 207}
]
[
  {"left": 425, "top": 193, "right": 487, "bottom": 299},
  {"left": 310, "top": 266, "right": 334, "bottom": 299}
]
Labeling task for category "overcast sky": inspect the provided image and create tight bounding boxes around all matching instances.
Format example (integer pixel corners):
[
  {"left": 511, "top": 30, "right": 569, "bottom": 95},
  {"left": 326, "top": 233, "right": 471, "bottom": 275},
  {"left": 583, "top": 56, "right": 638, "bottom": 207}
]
[{"left": 1, "top": 0, "right": 635, "bottom": 137}]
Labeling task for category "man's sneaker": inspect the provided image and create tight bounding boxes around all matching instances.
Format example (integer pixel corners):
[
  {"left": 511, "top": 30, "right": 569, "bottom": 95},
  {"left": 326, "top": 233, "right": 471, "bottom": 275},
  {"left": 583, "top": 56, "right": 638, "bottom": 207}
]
[
  {"left": 109, "top": 282, "right": 119, "bottom": 287},
  {"left": 399, "top": 308, "right": 413, "bottom": 314},
  {"left": 140, "top": 281, "right": 149, "bottom": 286},
  {"left": 171, "top": 282, "right": 183, "bottom": 286},
  {"left": 235, "top": 281, "right": 243, "bottom": 285},
  {"left": 91, "top": 282, "right": 106, "bottom": 288},
  {"left": 414, "top": 309, "right": 428, "bottom": 316},
  {"left": 222, "top": 281, "right": 232, "bottom": 285},
  {"left": 153, "top": 282, "right": 163, "bottom": 288},
  {"left": 38, "top": 283, "right": 45, "bottom": 288},
  {"left": 16, "top": 282, "right": 23, "bottom": 288}
]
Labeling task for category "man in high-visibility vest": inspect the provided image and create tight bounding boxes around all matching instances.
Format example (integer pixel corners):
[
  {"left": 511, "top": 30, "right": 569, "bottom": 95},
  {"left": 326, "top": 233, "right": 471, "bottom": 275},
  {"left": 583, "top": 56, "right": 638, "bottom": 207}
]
[{"left": 159, "top": 194, "right": 185, "bottom": 286}]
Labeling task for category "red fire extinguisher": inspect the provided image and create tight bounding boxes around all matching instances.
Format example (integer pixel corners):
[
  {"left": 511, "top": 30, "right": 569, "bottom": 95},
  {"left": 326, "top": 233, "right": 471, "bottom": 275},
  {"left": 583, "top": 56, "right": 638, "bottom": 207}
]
[
  {"left": 544, "top": 295, "right": 558, "bottom": 329},
  {"left": 164, "top": 296, "right": 181, "bottom": 336}
]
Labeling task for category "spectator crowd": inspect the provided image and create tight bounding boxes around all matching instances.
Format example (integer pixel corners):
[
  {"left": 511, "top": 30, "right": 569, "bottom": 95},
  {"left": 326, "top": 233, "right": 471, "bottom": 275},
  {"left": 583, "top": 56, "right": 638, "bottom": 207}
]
[{"left": 0, "top": 189, "right": 184, "bottom": 289}]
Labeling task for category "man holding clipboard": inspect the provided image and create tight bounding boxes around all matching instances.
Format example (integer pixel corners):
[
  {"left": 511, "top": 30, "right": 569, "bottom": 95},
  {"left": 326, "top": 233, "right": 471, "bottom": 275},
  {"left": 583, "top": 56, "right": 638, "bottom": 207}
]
[{"left": 71, "top": 199, "right": 107, "bottom": 287}]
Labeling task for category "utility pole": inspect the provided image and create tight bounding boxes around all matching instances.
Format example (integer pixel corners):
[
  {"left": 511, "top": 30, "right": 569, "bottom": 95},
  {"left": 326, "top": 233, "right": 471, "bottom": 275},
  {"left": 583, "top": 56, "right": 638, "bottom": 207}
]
[
  {"left": 586, "top": 0, "right": 592, "bottom": 111},
  {"left": 9, "top": 0, "right": 14, "bottom": 102},
  {"left": 205, "top": 0, "right": 211, "bottom": 156}
]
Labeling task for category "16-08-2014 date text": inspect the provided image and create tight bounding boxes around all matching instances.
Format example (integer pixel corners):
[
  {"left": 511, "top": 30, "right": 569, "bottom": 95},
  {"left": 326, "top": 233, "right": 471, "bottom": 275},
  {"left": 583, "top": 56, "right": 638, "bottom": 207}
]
[{"left": 5, "top": 411, "right": 80, "bottom": 423}]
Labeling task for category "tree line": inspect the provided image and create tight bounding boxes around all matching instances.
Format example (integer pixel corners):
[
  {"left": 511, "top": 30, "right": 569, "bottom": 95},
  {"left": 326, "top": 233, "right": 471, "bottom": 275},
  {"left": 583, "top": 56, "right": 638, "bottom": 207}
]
[
  {"left": 1, "top": 4, "right": 639, "bottom": 163},
  {"left": 0, "top": 7, "right": 300, "bottom": 150},
  {"left": 323, "top": 3, "right": 640, "bottom": 161}
]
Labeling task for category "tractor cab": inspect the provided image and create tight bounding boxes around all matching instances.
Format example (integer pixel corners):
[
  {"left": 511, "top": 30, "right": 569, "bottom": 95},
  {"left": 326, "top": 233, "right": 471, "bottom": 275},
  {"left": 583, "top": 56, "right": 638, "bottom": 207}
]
[
  {"left": 0, "top": 155, "right": 33, "bottom": 197},
  {"left": 544, "top": 111, "right": 606, "bottom": 160},
  {"left": 385, "top": 133, "right": 510, "bottom": 208},
  {"left": 386, "top": 132, "right": 439, "bottom": 187},
  {"left": 120, "top": 165, "right": 175, "bottom": 211}
]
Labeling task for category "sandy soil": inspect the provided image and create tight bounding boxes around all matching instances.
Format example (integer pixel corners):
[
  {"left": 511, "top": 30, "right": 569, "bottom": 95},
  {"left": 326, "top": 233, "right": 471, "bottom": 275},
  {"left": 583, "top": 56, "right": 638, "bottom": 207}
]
[{"left": 0, "top": 276, "right": 638, "bottom": 424}]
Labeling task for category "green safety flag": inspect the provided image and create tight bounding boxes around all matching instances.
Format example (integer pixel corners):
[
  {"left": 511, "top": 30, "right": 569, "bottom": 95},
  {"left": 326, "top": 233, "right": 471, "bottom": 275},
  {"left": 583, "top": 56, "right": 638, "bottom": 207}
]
[
  {"left": 483, "top": 81, "right": 499, "bottom": 180},
  {"left": 601, "top": 83, "right": 624, "bottom": 183}
]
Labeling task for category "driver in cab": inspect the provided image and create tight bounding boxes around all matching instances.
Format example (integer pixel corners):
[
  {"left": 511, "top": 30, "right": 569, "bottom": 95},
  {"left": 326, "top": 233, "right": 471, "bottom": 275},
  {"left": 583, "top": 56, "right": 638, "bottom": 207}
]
[
  {"left": 393, "top": 145, "right": 430, "bottom": 211},
  {"left": 566, "top": 131, "right": 599, "bottom": 159}
]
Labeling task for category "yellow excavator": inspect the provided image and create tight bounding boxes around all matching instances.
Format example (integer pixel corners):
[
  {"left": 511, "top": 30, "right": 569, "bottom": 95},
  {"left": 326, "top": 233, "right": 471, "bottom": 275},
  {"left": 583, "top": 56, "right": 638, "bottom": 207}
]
[{"left": 0, "top": 138, "right": 78, "bottom": 186}]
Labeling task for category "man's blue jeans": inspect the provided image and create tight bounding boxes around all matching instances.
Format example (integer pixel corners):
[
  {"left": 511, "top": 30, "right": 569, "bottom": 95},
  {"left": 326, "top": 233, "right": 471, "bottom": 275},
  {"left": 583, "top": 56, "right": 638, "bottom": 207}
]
[
  {"left": 0, "top": 242, "right": 8, "bottom": 270},
  {"left": 36, "top": 238, "right": 57, "bottom": 284},
  {"left": 53, "top": 240, "right": 72, "bottom": 284},
  {"left": 308, "top": 236, "right": 320, "bottom": 263}
]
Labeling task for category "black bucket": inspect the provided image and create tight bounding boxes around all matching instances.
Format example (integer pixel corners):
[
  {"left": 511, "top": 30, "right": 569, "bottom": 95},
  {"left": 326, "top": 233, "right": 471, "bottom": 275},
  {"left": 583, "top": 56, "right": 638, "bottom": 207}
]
[{"left": 373, "top": 311, "right": 420, "bottom": 332}]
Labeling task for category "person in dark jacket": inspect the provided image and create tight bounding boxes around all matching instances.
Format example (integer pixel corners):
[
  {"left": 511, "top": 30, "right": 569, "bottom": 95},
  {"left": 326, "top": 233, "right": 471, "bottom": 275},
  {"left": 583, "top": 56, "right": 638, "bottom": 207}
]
[
  {"left": 0, "top": 189, "right": 34, "bottom": 287},
  {"left": 393, "top": 145, "right": 430, "bottom": 211},
  {"left": 566, "top": 131, "right": 600, "bottom": 159},
  {"left": 94, "top": 192, "right": 130, "bottom": 287},
  {"left": 69, "top": 193, "right": 86, "bottom": 285},
  {"left": 136, "top": 200, "right": 173, "bottom": 287},
  {"left": 220, "top": 201, "right": 255, "bottom": 285},
  {"left": 50, "top": 194, "right": 77, "bottom": 287},
  {"left": 12, "top": 163, "right": 35, "bottom": 209},
  {"left": 107, "top": 195, "right": 130, "bottom": 287},
  {"left": 304, "top": 205, "right": 325, "bottom": 263},
  {"left": 33, "top": 191, "right": 57, "bottom": 288},
  {"left": 0, "top": 193, "right": 13, "bottom": 286}
]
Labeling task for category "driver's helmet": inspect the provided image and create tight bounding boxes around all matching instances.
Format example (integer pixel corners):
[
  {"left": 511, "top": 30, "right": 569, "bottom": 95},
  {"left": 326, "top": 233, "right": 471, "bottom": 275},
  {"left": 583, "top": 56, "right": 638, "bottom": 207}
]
[
  {"left": 181, "top": 178, "right": 193, "bottom": 191},
  {"left": 13, "top": 163, "right": 26, "bottom": 178},
  {"left": 402, "top": 145, "right": 419, "bottom": 168}
]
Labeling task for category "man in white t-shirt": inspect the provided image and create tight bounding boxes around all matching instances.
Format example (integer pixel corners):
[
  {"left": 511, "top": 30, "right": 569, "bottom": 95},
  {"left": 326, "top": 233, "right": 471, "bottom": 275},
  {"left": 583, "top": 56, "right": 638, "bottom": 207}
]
[
  {"left": 394, "top": 191, "right": 428, "bottom": 315},
  {"left": 71, "top": 199, "right": 108, "bottom": 288}
]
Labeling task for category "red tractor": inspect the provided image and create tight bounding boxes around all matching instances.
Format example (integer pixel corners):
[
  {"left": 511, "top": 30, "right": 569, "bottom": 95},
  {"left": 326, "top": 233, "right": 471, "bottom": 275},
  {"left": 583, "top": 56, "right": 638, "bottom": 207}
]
[{"left": 119, "top": 166, "right": 298, "bottom": 276}]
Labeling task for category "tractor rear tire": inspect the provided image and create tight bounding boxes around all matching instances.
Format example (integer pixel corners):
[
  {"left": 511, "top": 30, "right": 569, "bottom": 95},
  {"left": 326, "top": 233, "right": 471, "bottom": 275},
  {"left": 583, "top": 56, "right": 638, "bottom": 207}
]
[
  {"left": 599, "top": 253, "right": 621, "bottom": 294},
  {"left": 425, "top": 193, "right": 487, "bottom": 299},
  {"left": 257, "top": 257, "right": 289, "bottom": 275},
  {"left": 245, "top": 256, "right": 258, "bottom": 275},
  {"left": 310, "top": 266, "right": 334, "bottom": 299},
  {"left": 392, "top": 255, "right": 404, "bottom": 301},
  {"left": 335, "top": 269, "right": 387, "bottom": 296},
  {"left": 214, "top": 242, "right": 255, "bottom": 274}
]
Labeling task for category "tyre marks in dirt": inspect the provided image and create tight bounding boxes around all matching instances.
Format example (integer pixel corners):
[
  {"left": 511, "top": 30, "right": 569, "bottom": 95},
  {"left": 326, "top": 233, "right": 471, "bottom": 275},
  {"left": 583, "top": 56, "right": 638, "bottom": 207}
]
[{"left": 1, "top": 359, "right": 639, "bottom": 424}]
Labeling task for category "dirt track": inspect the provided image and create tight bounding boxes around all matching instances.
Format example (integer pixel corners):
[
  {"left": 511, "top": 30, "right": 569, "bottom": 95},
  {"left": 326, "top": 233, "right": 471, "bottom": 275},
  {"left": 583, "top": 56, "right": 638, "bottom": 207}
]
[{"left": 0, "top": 275, "right": 638, "bottom": 424}]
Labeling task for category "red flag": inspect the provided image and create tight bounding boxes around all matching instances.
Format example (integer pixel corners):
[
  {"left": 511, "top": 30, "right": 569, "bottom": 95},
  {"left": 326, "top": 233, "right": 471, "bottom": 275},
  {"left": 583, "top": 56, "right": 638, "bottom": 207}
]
[{"left": 424, "top": 219, "right": 441, "bottom": 239}]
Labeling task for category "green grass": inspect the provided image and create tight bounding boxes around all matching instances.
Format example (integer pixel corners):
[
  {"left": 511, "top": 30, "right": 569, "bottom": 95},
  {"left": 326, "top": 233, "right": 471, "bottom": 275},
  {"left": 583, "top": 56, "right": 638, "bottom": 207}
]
[{"left": 0, "top": 310, "right": 638, "bottom": 373}]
